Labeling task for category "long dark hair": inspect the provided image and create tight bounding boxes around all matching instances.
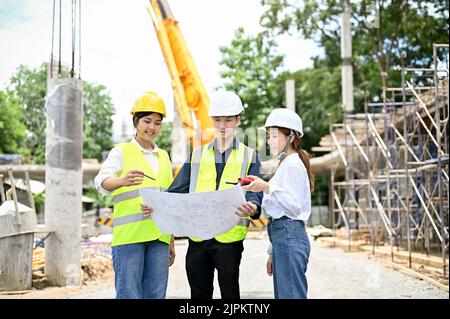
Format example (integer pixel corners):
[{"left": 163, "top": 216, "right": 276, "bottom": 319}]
[{"left": 277, "top": 127, "right": 314, "bottom": 192}]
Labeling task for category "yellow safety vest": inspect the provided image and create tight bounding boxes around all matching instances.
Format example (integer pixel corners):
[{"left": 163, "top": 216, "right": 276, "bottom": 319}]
[
  {"left": 111, "top": 142, "right": 173, "bottom": 247},
  {"left": 189, "top": 142, "right": 254, "bottom": 243}
]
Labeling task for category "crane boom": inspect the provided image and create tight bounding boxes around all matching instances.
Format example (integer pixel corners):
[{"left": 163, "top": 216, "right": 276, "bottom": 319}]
[{"left": 148, "top": 0, "right": 214, "bottom": 146}]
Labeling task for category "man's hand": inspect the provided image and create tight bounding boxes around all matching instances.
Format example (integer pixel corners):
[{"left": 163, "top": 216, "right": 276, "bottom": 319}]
[
  {"left": 169, "top": 236, "right": 176, "bottom": 267},
  {"left": 235, "top": 202, "right": 257, "bottom": 217}
]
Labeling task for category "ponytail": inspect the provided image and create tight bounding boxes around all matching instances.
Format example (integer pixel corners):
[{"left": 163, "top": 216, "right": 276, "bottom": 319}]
[{"left": 297, "top": 148, "right": 314, "bottom": 193}]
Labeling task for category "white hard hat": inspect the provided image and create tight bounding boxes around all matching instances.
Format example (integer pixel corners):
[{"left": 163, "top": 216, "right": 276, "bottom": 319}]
[
  {"left": 208, "top": 91, "right": 244, "bottom": 116},
  {"left": 263, "top": 108, "right": 304, "bottom": 137}
]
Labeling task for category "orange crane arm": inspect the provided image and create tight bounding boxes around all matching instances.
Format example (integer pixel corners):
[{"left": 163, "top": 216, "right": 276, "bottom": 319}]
[{"left": 148, "top": 0, "right": 214, "bottom": 146}]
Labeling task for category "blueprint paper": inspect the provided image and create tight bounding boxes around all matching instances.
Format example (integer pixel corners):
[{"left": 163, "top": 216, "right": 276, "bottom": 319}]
[{"left": 139, "top": 185, "right": 246, "bottom": 239}]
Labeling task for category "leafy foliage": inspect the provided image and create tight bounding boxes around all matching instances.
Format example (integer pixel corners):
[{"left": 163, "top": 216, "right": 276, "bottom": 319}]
[
  {"left": 85, "top": 187, "right": 113, "bottom": 208},
  {"left": 0, "top": 90, "right": 27, "bottom": 155},
  {"left": 6, "top": 63, "right": 115, "bottom": 163},
  {"left": 260, "top": 0, "right": 449, "bottom": 110},
  {"left": 219, "top": 28, "right": 285, "bottom": 132},
  {"left": 218, "top": 1, "right": 448, "bottom": 205}
]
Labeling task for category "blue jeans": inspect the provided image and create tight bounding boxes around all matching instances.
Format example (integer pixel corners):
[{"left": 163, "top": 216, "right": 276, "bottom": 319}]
[
  {"left": 268, "top": 217, "right": 310, "bottom": 299},
  {"left": 111, "top": 240, "right": 169, "bottom": 299}
]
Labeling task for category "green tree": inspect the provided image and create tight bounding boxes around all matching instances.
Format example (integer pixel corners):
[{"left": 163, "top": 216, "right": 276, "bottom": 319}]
[
  {"left": 279, "top": 67, "right": 343, "bottom": 205},
  {"left": 83, "top": 82, "right": 115, "bottom": 161},
  {"left": 154, "top": 121, "right": 173, "bottom": 152},
  {"left": 219, "top": 27, "right": 285, "bottom": 133},
  {"left": 8, "top": 64, "right": 47, "bottom": 162},
  {"left": 85, "top": 187, "right": 113, "bottom": 208},
  {"left": 7, "top": 63, "right": 116, "bottom": 163},
  {"left": 260, "top": 0, "right": 449, "bottom": 109},
  {"left": 218, "top": 26, "right": 347, "bottom": 205},
  {"left": 218, "top": 27, "right": 335, "bottom": 204},
  {"left": 284, "top": 67, "right": 343, "bottom": 152},
  {"left": 218, "top": 27, "right": 343, "bottom": 152},
  {"left": 0, "top": 90, "right": 27, "bottom": 155}
]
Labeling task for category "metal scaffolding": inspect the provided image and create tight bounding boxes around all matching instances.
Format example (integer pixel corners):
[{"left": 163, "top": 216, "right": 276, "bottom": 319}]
[{"left": 326, "top": 44, "right": 449, "bottom": 279}]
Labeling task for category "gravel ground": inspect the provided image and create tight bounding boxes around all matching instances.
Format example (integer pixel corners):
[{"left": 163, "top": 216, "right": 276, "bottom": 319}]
[
  {"left": 2, "top": 235, "right": 448, "bottom": 299},
  {"left": 307, "top": 241, "right": 448, "bottom": 299}
]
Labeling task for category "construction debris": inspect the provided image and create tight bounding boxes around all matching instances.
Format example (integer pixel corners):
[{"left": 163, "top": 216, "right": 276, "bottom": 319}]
[
  {"left": 81, "top": 255, "right": 113, "bottom": 284},
  {"left": 32, "top": 247, "right": 45, "bottom": 271},
  {"left": 309, "top": 225, "right": 334, "bottom": 240},
  {"left": 31, "top": 247, "right": 51, "bottom": 289},
  {"left": 29, "top": 235, "right": 115, "bottom": 289},
  {"left": 80, "top": 235, "right": 113, "bottom": 284}
]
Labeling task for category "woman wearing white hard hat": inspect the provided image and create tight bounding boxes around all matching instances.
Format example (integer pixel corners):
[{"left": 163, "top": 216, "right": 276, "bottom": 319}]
[{"left": 242, "top": 108, "right": 313, "bottom": 299}]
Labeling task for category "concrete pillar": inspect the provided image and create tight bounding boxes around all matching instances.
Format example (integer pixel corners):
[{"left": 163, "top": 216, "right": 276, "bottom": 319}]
[
  {"left": 285, "top": 79, "right": 296, "bottom": 112},
  {"left": 44, "top": 77, "right": 83, "bottom": 286},
  {"left": 341, "top": 1, "right": 354, "bottom": 113}
]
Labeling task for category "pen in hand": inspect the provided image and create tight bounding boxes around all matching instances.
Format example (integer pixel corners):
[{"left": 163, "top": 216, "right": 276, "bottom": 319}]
[{"left": 141, "top": 173, "right": 156, "bottom": 180}]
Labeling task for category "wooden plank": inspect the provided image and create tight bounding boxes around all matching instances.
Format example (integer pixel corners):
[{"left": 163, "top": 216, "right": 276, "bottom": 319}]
[
  {"left": 331, "top": 132, "right": 348, "bottom": 166},
  {"left": 379, "top": 260, "right": 448, "bottom": 292},
  {"left": 0, "top": 290, "right": 32, "bottom": 295},
  {"left": 360, "top": 244, "right": 449, "bottom": 269},
  {"left": 317, "top": 237, "right": 366, "bottom": 251},
  {"left": 312, "top": 146, "right": 334, "bottom": 152}
]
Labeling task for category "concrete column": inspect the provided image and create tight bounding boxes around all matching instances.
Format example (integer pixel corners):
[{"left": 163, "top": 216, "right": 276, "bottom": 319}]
[
  {"left": 44, "top": 77, "right": 83, "bottom": 287},
  {"left": 285, "top": 79, "right": 296, "bottom": 112},
  {"left": 341, "top": 1, "right": 354, "bottom": 113}
]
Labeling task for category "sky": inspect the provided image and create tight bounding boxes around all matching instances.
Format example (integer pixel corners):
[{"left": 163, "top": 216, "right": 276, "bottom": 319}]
[{"left": 0, "top": 0, "right": 322, "bottom": 142}]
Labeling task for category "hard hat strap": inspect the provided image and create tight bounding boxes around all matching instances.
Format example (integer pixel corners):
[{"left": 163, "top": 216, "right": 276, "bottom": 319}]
[{"left": 277, "top": 130, "right": 295, "bottom": 164}]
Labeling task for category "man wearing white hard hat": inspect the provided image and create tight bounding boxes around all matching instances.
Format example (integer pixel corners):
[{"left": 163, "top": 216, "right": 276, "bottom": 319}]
[
  {"left": 165, "top": 90, "right": 263, "bottom": 299},
  {"left": 243, "top": 108, "right": 314, "bottom": 299}
]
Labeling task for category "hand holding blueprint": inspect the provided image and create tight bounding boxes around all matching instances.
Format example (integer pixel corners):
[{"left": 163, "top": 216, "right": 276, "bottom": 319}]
[{"left": 139, "top": 185, "right": 246, "bottom": 239}]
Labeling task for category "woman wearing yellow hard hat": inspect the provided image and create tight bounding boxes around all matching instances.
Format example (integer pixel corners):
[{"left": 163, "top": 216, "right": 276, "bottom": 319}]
[{"left": 94, "top": 91, "right": 175, "bottom": 299}]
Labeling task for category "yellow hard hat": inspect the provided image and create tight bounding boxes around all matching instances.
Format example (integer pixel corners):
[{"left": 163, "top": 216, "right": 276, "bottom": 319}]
[{"left": 130, "top": 91, "right": 166, "bottom": 117}]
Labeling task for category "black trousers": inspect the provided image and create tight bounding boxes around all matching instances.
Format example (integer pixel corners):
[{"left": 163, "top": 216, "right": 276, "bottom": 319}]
[{"left": 185, "top": 238, "right": 244, "bottom": 299}]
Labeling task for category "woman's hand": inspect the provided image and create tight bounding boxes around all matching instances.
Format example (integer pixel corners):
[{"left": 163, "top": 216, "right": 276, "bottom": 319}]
[
  {"left": 141, "top": 203, "right": 153, "bottom": 218},
  {"left": 120, "top": 170, "right": 144, "bottom": 187},
  {"left": 241, "top": 175, "right": 269, "bottom": 193},
  {"left": 169, "top": 236, "right": 176, "bottom": 267},
  {"left": 266, "top": 255, "right": 273, "bottom": 276},
  {"left": 235, "top": 202, "right": 257, "bottom": 217},
  {"left": 101, "top": 170, "right": 144, "bottom": 192}
]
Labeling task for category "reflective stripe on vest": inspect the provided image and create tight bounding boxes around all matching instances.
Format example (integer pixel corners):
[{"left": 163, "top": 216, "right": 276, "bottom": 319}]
[
  {"left": 240, "top": 145, "right": 252, "bottom": 178},
  {"left": 113, "top": 212, "right": 152, "bottom": 227},
  {"left": 234, "top": 145, "right": 252, "bottom": 229},
  {"left": 237, "top": 218, "right": 250, "bottom": 227},
  {"left": 189, "top": 142, "right": 254, "bottom": 242},
  {"left": 113, "top": 187, "right": 159, "bottom": 204},
  {"left": 111, "top": 142, "right": 173, "bottom": 247},
  {"left": 189, "top": 146, "right": 203, "bottom": 193}
]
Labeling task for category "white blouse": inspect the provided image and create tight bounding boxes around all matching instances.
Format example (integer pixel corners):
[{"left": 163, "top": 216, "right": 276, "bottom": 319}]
[
  {"left": 262, "top": 152, "right": 311, "bottom": 221},
  {"left": 94, "top": 138, "right": 160, "bottom": 196},
  {"left": 263, "top": 153, "right": 312, "bottom": 255}
]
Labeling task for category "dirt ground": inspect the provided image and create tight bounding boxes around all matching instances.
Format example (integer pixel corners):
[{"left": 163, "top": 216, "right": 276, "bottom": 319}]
[{"left": 1, "top": 234, "right": 448, "bottom": 299}]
